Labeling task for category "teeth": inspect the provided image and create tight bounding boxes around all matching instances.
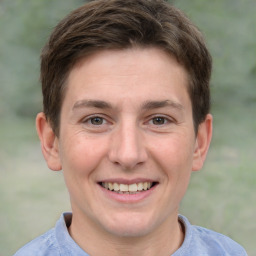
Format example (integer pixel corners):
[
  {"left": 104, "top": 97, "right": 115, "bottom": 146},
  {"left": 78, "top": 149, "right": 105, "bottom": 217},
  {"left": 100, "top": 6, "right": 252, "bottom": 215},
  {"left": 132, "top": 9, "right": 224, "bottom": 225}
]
[
  {"left": 120, "top": 184, "right": 128, "bottom": 192},
  {"left": 128, "top": 183, "right": 137, "bottom": 192},
  {"left": 137, "top": 182, "right": 143, "bottom": 191},
  {"left": 109, "top": 183, "right": 114, "bottom": 191},
  {"left": 113, "top": 183, "right": 119, "bottom": 191},
  {"left": 102, "top": 182, "right": 153, "bottom": 193}
]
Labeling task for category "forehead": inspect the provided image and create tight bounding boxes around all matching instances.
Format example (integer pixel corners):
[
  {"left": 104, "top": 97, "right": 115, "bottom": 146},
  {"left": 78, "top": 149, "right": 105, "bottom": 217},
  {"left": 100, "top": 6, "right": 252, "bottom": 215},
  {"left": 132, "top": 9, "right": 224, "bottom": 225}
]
[
  {"left": 64, "top": 47, "right": 191, "bottom": 110},
  {"left": 72, "top": 47, "right": 188, "bottom": 80}
]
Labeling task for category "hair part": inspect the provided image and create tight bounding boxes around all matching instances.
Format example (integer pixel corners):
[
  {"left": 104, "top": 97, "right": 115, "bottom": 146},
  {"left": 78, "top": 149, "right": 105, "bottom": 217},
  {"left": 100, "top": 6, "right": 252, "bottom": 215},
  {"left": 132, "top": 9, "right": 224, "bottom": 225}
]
[{"left": 40, "top": 0, "right": 212, "bottom": 135}]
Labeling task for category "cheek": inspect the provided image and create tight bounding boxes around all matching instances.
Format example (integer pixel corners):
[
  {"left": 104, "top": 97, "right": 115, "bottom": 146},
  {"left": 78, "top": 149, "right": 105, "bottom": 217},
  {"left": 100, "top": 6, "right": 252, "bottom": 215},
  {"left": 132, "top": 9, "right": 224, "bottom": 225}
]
[
  {"left": 148, "top": 135, "right": 195, "bottom": 196},
  {"left": 151, "top": 135, "right": 195, "bottom": 170},
  {"left": 59, "top": 134, "right": 108, "bottom": 177}
]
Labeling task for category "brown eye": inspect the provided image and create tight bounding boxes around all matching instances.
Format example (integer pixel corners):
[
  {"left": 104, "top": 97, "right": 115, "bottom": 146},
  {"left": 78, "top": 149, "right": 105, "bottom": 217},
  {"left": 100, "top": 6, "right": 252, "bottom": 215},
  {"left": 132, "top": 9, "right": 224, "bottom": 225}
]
[{"left": 152, "top": 117, "right": 166, "bottom": 125}]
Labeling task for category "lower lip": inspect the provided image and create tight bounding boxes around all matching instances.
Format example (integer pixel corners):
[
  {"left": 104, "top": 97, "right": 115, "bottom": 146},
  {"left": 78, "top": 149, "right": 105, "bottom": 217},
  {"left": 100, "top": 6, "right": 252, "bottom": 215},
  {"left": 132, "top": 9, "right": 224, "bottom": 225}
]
[{"left": 98, "top": 184, "right": 157, "bottom": 203}]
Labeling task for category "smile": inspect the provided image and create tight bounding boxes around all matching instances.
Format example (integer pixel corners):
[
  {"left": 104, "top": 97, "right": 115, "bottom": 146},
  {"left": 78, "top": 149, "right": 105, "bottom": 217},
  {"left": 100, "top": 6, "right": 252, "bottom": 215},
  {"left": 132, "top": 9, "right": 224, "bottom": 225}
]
[{"left": 100, "top": 182, "right": 156, "bottom": 194}]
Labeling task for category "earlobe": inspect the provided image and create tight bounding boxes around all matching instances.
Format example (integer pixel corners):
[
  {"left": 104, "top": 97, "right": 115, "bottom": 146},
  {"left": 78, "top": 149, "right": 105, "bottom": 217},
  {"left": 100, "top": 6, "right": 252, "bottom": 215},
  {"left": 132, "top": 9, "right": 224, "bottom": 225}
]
[
  {"left": 36, "top": 112, "right": 62, "bottom": 171},
  {"left": 192, "top": 114, "right": 213, "bottom": 171}
]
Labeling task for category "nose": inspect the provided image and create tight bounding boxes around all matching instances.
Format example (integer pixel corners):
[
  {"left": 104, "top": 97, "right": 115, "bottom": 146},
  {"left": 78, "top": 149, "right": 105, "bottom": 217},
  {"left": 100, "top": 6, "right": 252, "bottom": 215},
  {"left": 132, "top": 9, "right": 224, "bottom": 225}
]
[{"left": 108, "top": 121, "right": 148, "bottom": 170}]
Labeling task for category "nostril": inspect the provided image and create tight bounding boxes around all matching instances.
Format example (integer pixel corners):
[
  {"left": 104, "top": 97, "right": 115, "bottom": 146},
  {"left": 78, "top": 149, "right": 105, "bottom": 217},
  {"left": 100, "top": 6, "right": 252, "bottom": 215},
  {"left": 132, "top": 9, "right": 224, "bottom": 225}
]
[{"left": 108, "top": 130, "right": 148, "bottom": 169}]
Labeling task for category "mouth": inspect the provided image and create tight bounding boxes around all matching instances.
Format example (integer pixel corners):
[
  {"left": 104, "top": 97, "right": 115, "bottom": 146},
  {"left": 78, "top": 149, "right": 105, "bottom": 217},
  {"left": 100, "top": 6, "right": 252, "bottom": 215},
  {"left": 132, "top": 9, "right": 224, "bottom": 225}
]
[{"left": 99, "top": 181, "right": 158, "bottom": 194}]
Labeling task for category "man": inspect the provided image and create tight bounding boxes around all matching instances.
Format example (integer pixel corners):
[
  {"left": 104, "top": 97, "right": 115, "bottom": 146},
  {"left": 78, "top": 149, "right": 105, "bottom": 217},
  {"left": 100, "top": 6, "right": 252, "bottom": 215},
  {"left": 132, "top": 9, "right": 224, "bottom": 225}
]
[{"left": 15, "top": 0, "right": 247, "bottom": 255}]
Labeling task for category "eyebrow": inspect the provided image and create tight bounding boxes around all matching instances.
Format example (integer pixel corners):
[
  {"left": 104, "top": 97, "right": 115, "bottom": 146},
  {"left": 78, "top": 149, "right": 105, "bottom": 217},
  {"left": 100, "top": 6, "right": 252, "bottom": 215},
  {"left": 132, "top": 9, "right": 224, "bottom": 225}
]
[
  {"left": 72, "top": 100, "right": 112, "bottom": 111},
  {"left": 141, "top": 100, "right": 184, "bottom": 111},
  {"left": 72, "top": 99, "right": 184, "bottom": 112}
]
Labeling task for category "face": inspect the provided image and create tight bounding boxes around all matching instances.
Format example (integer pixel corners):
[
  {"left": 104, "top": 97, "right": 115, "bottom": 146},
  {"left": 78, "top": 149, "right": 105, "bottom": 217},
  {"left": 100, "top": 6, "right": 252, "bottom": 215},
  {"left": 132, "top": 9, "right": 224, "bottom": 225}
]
[{"left": 39, "top": 47, "right": 212, "bottom": 239}]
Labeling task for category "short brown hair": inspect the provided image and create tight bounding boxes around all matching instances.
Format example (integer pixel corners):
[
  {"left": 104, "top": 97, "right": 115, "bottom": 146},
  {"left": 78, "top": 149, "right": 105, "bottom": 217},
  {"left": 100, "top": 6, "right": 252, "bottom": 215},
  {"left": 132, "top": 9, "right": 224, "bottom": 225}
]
[{"left": 41, "top": 0, "right": 212, "bottom": 135}]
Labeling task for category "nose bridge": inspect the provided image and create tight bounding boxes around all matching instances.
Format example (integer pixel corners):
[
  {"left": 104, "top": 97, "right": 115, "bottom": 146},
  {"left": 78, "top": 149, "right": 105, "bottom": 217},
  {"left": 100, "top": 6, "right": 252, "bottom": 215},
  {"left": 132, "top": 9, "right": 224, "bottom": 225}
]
[{"left": 109, "top": 117, "right": 147, "bottom": 169}]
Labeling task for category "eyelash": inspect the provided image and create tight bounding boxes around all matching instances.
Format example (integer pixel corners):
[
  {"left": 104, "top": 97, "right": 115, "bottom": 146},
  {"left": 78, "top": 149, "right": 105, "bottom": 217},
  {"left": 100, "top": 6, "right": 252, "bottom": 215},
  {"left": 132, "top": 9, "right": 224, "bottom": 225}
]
[
  {"left": 82, "top": 115, "right": 109, "bottom": 127},
  {"left": 149, "top": 116, "right": 169, "bottom": 125},
  {"left": 81, "top": 114, "right": 175, "bottom": 132},
  {"left": 146, "top": 115, "right": 174, "bottom": 127}
]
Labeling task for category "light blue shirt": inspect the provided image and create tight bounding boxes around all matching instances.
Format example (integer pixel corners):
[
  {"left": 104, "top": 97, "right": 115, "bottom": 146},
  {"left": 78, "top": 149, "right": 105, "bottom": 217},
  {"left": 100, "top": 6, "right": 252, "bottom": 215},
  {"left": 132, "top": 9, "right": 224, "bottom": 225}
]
[{"left": 14, "top": 213, "right": 247, "bottom": 256}]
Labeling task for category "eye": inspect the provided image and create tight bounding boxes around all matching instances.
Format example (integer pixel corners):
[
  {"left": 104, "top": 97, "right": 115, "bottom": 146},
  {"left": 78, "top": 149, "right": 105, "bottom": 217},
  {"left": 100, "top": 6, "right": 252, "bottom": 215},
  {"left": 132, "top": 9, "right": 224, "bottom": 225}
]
[
  {"left": 151, "top": 116, "right": 167, "bottom": 125},
  {"left": 145, "top": 115, "right": 176, "bottom": 131},
  {"left": 89, "top": 116, "right": 105, "bottom": 125},
  {"left": 82, "top": 115, "right": 109, "bottom": 128}
]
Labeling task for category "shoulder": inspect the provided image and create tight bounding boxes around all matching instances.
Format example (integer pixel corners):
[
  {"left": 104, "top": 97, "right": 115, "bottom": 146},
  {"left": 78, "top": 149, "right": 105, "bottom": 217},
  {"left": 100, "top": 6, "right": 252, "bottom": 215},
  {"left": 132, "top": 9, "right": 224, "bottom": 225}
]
[
  {"left": 176, "top": 215, "right": 248, "bottom": 256},
  {"left": 192, "top": 225, "right": 247, "bottom": 255},
  {"left": 14, "top": 228, "right": 60, "bottom": 256},
  {"left": 14, "top": 213, "right": 86, "bottom": 256}
]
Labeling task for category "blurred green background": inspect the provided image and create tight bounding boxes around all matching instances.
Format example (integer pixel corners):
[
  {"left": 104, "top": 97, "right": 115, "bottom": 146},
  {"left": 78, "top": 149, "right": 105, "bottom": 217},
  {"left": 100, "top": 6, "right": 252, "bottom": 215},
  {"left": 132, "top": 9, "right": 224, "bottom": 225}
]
[{"left": 0, "top": 0, "right": 255, "bottom": 255}]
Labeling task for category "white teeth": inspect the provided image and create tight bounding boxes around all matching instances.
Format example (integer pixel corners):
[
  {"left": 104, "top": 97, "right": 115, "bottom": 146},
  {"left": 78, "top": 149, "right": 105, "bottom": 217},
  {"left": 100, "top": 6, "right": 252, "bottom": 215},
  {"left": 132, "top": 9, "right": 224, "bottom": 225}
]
[
  {"left": 113, "top": 183, "right": 119, "bottom": 191},
  {"left": 120, "top": 184, "right": 129, "bottom": 192},
  {"left": 137, "top": 183, "right": 143, "bottom": 191},
  {"left": 128, "top": 183, "right": 137, "bottom": 192},
  {"left": 109, "top": 183, "right": 114, "bottom": 191},
  {"left": 102, "top": 182, "right": 153, "bottom": 193}
]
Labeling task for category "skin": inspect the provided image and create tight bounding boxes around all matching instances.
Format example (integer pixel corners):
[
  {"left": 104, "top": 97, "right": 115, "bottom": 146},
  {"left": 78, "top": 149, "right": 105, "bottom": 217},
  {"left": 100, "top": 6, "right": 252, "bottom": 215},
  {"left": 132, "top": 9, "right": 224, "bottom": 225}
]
[{"left": 36, "top": 47, "right": 212, "bottom": 256}]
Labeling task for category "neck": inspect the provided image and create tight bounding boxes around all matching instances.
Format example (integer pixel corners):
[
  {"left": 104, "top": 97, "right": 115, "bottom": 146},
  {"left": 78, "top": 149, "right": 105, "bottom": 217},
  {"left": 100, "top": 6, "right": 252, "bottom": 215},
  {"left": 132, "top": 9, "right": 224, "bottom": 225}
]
[{"left": 68, "top": 212, "right": 184, "bottom": 256}]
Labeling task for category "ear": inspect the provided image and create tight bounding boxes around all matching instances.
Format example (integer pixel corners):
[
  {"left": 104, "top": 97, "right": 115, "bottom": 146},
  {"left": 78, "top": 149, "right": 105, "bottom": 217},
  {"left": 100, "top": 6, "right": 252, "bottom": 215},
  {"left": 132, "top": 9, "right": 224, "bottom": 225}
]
[
  {"left": 192, "top": 114, "right": 213, "bottom": 171},
  {"left": 36, "top": 112, "right": 62, "bottom": 171}
]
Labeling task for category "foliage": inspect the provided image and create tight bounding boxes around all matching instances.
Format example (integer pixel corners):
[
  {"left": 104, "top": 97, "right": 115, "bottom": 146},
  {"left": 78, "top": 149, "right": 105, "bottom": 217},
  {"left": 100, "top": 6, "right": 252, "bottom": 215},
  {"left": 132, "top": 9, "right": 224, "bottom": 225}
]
[
  {"left": 174, "top": 1, "right": 256, "bottom": 255},
  {"left": 0, "top": 0, "right": 85, "bottom": 118}
]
